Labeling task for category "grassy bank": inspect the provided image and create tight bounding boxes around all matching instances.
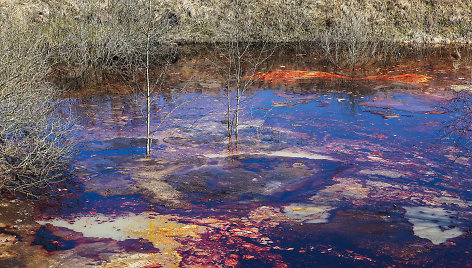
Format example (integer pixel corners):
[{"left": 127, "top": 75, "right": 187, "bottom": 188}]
[
  {"left": 0, "top": 0, "right": 470, "bottom": 89},
  {"left": 2, "top": 0, "right": 471, "bottom": 44}
]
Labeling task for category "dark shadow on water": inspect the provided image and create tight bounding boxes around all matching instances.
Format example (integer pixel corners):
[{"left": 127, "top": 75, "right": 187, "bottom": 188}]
[{"left": 32, "top": 226, "right": 77, "bottom": 252}]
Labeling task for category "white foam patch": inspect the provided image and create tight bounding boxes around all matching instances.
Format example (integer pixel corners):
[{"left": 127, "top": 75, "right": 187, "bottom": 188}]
[
  {"left": 405, "top": 206, "right": 463, "bottom": 245},
  {"left": 282, "top": 203, "right": 334, "bottom": 224},
  {"left": 36, "top": 213, "right": 154, "bottom": 241},
  {"left": 203, "top": 150, "right": 334, "bottom": 160},
  {"left": 263, "top": 181, "right": 283, "bottom": 194},
  {"left": 238, "top": 119, "right": 266, "bottom": 130},
  {"left": 359, "top": 169, "right": 404, "bottom": 179}
]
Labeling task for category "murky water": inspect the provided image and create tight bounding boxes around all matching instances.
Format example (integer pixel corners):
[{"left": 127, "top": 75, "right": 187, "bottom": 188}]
[{"left": 2, "top": 46, "right": 472, "bottom": 267}]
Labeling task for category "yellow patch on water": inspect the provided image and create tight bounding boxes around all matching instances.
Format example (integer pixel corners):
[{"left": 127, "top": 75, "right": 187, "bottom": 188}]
[
  {"left": 102, "top": 253, "right": 166, "bottom": 268},
  {"left": 37, "top": 212, "right": 205, "bottom": 268},
  {"left": 290, "top": 207, "right": 308, "bottom": 212},
  {"left": 126, "top": 215, "right": 204, "bottom": 267}
]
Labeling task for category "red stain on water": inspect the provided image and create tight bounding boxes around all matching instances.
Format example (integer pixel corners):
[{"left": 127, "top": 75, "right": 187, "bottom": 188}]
[
  {"left": 248, "top": 70, "right": 433, "bottom": 84},
  {"left": 364, "top": 74, "right": 433, "bottom": 83}
]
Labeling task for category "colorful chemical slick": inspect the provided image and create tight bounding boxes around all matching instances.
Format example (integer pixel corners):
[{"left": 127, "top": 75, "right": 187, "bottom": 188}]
[{"left": 2, "top": 46, "right": 472, "bottom": 268}]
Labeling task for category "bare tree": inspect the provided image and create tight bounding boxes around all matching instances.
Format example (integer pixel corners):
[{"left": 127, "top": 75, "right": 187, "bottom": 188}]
[
  {"left": 145, "top": 0, "right": 153, "bottom": 157},
  {"left": 441, "top": 91, "right": 472, "bottom": 159},
  {"left": 211, "top": 0, "right": 277, "bottom": 151},
  {"left": 59, "top": 0, "right": 178, "bottom": 157},
  {"left": 318, "top": 3, "right": 381, "bottom": 69},
  {"left": 140, "top": 0, "right": 178, "bottom": 157},
  {"left": 99, "top": 0, "right": 180, "bottom": 157}
]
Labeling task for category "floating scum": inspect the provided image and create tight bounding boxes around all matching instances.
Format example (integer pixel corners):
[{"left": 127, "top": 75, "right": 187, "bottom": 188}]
[{"left": 247, "top": 70, "right": 433, "bottom": 84}]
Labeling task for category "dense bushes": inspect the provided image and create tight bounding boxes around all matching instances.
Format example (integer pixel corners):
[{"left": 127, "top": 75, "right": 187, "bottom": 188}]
[
  {"left": 2, "top": 0, "right": 468, "bottom": 76},
  {"left": 1, "top": 0, "right": 470, "bottom": 81},
  {"left": 0, "top": 17, "right": 75, "bottom": 196},
  {"left": 39, "top": 0, "right": 177, "bottom": 89},
  {"left": 0, "top": 0, "right": 179, "bottom": 195},
  {"left": 4, "top": 0, "right": 471, "bottom": 44}
]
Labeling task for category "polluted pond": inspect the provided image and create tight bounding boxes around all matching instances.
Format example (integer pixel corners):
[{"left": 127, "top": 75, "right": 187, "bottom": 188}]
[{"left": 2, "top": 48, "right": 472, "bottom": 267}]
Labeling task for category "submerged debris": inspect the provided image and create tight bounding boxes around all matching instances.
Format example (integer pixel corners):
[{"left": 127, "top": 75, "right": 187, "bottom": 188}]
[
  {"left": 5, "top": 57, "right": 472, "bottom": 266},
  {"left": 203, "top": 150, "right": 335, "bottom": 161},
  {"left": 102, "top": 253, "right": 164, "bottom": 268}
]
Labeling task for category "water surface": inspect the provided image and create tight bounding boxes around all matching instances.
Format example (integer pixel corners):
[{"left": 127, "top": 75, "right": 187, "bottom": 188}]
[{"left": 2, "top": 46, "right": 472, "bottom": 267}]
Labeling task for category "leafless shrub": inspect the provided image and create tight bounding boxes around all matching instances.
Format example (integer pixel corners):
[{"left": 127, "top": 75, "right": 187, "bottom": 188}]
[
  {"left": 41, "top": 0, "right": 177, "bottom": 90},
  {"left": 210, "top": 0, "right": 277, "bottom": 143},
  {"left": 318, "top": 3, "right": 382, "bottom": 69},
  {"left": 0, "top": 17, "right": 76, "bottom": 196}
]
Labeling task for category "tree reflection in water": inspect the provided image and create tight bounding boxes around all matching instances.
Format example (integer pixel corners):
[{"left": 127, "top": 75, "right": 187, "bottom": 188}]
[{"left": 442, "top": 91, "right": 472, "bottom": 158}]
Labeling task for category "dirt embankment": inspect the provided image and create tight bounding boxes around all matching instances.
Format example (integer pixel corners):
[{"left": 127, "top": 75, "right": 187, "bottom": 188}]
[{"left": 2, "top": 0, "right": 471, "bottom": 44}]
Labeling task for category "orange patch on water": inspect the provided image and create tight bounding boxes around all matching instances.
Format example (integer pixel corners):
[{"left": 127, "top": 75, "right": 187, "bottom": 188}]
[
  {"left": 248, "top": 70, "right": 349, "bottom": 83},
  {"left": 249, "top": 70, "right": 433, "bottom": 84},
  {"left": 363, "top": 74, "right": 433, "bottom": 84}
]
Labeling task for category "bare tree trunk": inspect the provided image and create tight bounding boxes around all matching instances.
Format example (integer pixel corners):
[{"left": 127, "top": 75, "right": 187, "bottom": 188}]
[
  {"left": 214, "top": 0, "right": 276, "bottom": 153},
  {"left": 235, "top": 91, "right": 240, "bottom": 139},
  {"left": 235, "top": 75, "right": 241, "bottom": 140},
  {"left": 145, "top": 0, "right": 151, "bottom": 158},
  {"left": 226, "top": 86, "right": 232, "bottom": 138},
  {"left": 235, "top": 41, "right": 242, "bottom": 140}
]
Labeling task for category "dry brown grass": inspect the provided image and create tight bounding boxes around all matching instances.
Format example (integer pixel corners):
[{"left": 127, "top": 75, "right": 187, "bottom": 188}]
[{"left": 3, "top": 0, "right": 471, "bottom": 43}]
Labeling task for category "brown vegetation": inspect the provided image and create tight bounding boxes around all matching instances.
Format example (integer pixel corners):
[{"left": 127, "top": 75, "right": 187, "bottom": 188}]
[
  {"left": 2, "top": 0, "right": 471, "bottom": 44},
  {"left": 0, "top": 17, "right": 75, "bottom": 196},
  {"left": 1, "top": 0, "right": 469, "bottom": 86}
]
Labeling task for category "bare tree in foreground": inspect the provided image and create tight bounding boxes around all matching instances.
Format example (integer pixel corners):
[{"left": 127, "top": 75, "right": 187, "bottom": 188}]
[
  {"left": 75, "top": 0, "right": 178, "bottom": 158},
  {"left": 140, "top": 0, "right": 179, "bottom": 157}
]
